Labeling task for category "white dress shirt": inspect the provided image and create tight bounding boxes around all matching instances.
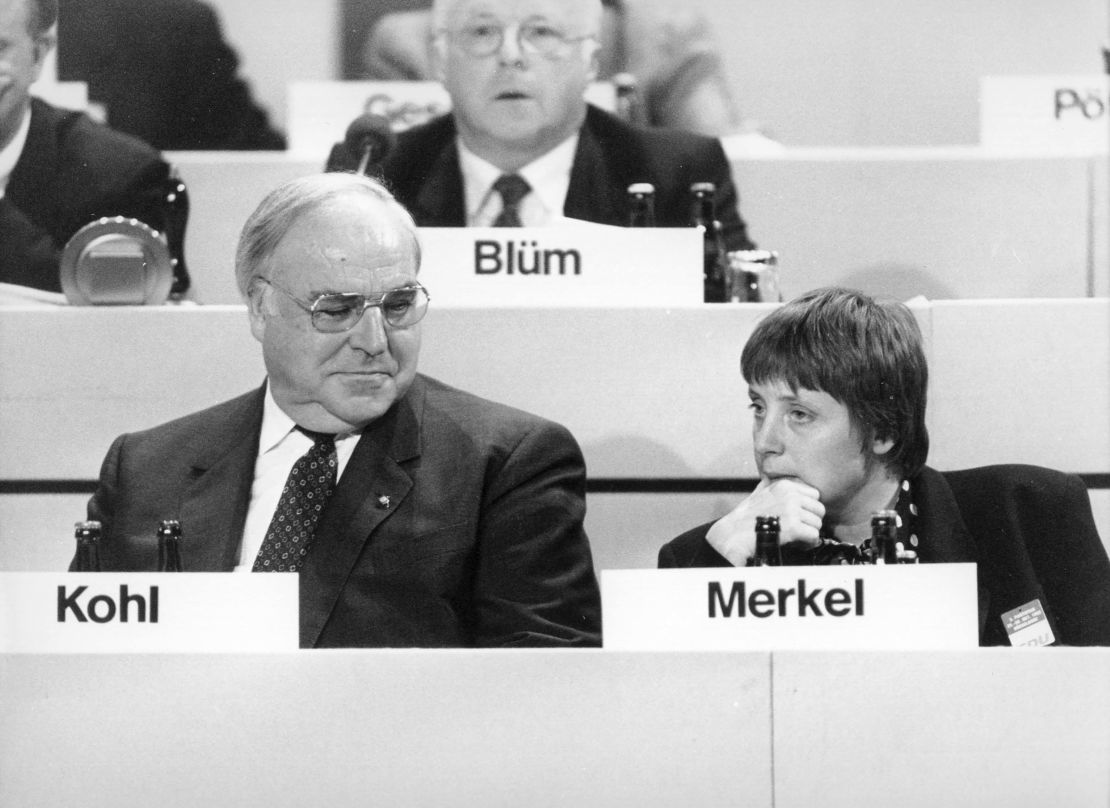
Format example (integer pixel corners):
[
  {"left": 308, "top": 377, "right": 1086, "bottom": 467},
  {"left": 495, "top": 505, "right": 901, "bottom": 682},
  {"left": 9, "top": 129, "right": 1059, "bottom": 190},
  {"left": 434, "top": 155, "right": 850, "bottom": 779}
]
[
  {"left": 458, "top": 133, "right": 580, "bottom": 227},
  {"left": 235, "top": 385, "right": 362, "bottom": 572}
]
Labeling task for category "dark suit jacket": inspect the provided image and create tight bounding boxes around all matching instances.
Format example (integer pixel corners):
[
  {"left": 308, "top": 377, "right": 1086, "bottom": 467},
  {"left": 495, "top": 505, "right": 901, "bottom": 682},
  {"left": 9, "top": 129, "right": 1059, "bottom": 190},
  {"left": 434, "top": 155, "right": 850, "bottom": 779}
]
[
  {"left": 327, "top": 105, "right": 754, "bottom": 250},
  {"left": 80, "top": 374, "right": 602, "bottom": 649},
  {"left": 57, "top": 0, "right": 285, "bottom": 151},
  {"left": 0, "top": 97, "right": 170, "bottom": 293},
  {"left": 659, "top": 465, "right": 1110, "bottom": 647}
]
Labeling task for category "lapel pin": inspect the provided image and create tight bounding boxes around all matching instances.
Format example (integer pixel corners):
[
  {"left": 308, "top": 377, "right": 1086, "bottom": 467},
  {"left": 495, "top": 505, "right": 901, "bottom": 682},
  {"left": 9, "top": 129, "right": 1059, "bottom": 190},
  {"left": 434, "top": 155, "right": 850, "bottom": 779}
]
[{"left": 377, "top": 495, "right": 391, "bottom": 510}]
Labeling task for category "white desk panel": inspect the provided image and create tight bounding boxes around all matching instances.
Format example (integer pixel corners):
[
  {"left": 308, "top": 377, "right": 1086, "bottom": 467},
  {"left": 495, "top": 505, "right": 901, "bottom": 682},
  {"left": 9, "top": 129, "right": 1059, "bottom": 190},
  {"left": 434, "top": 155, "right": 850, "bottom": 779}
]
[
  {"left": 167, "top": 150, "right": 1101, "bottom": 305},
  {"left": 0, "top": 651, "right": 773, "bottom": 808},
  {"left": 773, "top": 649, "right": 1110, "bottom": 808},
  {"left": 730, "top": 147, "right": 1097, "bottom": 301},
  {"left": 2, "top": 301, "right": 1107, "bottom": 481}
]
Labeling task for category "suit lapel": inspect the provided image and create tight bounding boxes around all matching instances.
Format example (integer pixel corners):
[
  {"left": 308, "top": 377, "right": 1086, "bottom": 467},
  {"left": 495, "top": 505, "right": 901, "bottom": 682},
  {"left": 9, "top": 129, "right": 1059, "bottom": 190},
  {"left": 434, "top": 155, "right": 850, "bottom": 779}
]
[
  {"left": 564, "top": 106, "right": 637, "bottom": 226},
  {"left": 8, "top": 100, "right": 62, "bottom": 229},
  {"left": 178, "top": 387, "right": 265, "bottom": 571},
  {"left": 413, "top": 140, "right": 467, "bottom": 226},
  {"left": 915, "top": 467, "right": 991, "bottom": 639},
  {"left": 298, "top": 378, "right": 426, "bottom": 646}
]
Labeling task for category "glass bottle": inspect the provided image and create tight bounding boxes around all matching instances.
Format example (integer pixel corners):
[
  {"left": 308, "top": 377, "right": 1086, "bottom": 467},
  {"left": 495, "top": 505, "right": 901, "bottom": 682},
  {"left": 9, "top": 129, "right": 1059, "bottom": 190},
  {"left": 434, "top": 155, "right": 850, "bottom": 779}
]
[
  {"left": 626, "top": 182, "right": 655, "bottom": 227},
  {"left": 750, "top": 515, "right": 783, "bottom": 566},
  {"left": 612, "top": 72, "right": 640, "bottom": 124},
  {"left": 73, "top": 520, "right": 102, "bottom": 572},
  {"left": 869, "top": 510, "right": 899, "bottom": 565},
  {"left": 157, "top": 519, "right": 184, "bottom": 572},
  {"left": 690, "top": 182, "right": 728, "bottom": 302}
]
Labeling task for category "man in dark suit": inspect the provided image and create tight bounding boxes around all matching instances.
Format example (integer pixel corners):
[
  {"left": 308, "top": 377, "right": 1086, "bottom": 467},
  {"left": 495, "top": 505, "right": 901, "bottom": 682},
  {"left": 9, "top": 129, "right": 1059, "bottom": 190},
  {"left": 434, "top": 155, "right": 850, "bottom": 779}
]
[
  {"left": 327, "top": 0, "right": 753, "bottom": 249},
  {"left": 659, "top": 287, "right": 1110, "bottom": 646},
  {"left": 0, "top": 0, "right": 170, "bottom": 293},
  {"left": 56, "top": 0, "right": 286, "bottom": 151},
  {"left": 79, "top": 171, "right": 602, "bottom": 649}
]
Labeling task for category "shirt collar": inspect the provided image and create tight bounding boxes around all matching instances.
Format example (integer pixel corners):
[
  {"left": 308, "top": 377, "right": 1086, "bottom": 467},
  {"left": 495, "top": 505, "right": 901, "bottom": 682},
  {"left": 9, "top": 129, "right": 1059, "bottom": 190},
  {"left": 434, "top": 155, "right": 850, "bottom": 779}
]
[
  {"left": 258, "top": 383, "right": 357, "bottom": 454},
  {"left": 457, "top": 133, "right": 580, "bottom": 225},
  {"left": 0, "top": 106, "right": 32, "bottom": 195}
]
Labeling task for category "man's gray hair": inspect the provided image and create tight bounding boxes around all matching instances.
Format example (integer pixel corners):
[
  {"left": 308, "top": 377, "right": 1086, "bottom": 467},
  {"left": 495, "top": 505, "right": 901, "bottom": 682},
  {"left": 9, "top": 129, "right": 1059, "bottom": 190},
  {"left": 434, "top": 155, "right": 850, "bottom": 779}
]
[{"left": 234, "top": 172, "right": 422, "bottom": 298}]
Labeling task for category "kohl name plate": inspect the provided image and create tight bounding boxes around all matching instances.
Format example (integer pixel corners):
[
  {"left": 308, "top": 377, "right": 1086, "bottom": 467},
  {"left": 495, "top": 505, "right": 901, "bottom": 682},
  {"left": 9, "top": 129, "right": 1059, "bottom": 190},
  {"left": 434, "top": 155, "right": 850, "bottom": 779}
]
[
  {"left": 417, "top": 226, "right": 703, "bottom": 306},
  {"left": 601, "top": 565, "right": 979, "bottom": 651},
  {"left": 980, "top": 75, "right": 1109, "bottom": 153},
  {"left": 0, "top": 573, "right": 299, "bottom": 653}
]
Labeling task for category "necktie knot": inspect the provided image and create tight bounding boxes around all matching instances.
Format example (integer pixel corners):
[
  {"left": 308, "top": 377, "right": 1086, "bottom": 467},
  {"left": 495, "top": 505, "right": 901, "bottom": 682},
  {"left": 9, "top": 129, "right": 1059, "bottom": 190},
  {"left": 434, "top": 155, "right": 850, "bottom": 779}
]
[
  {"left": 296, "top": 425, "right": 336, "bottom": 447},
  {"left": 492, "top": 174, "right": 531, "bottom": 227}
]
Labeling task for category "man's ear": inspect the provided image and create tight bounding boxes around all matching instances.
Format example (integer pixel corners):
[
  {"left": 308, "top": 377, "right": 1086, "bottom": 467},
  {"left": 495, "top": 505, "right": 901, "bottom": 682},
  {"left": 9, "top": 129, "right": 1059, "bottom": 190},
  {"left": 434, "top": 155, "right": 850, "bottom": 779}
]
[
  {"left": 31, "top": 31, "right": 56, "bottom": 79},
  {"left": 429, "top": 32, "right": 449, "bottom": 82},
  {"left": 583, "top": 39, "right": 600, "bottom": 83},
  {"left": 246, "top": 277, "right": 270, "bottom": 343}
]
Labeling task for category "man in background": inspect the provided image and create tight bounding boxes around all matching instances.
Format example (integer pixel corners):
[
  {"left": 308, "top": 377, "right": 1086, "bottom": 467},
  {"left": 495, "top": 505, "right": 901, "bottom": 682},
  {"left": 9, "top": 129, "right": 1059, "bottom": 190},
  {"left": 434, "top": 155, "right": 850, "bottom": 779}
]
[
  {"left": 0, "top": 0, "right": 170, "bottom": 292},
  {"left": 356, "top": 0, "right": 742, "bottom": 136},
  {"left": 329, "top": 0, "right": 754, "bottom": 246}
]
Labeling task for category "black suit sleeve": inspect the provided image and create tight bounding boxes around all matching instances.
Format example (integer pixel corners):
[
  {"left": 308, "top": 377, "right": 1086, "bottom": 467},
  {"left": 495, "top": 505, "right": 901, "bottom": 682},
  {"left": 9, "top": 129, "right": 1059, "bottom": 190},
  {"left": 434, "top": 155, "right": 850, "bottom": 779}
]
[
  {"left": 0, "top": 198, "right": 63, "bottom": 290},
  {"left": 470, "top": 420, "right": 602, "bottom": 647},
  {"left": 705, "top": 138, "right": 754, "bottom": 252}
]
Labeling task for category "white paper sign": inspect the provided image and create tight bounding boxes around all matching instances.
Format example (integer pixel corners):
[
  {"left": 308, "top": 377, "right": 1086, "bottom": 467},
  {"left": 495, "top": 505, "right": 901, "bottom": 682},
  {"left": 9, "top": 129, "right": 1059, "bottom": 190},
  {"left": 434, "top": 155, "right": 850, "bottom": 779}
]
[
  {"left": 417, "top": 226, "right": 703, "bottom": 306},
  {"left": 980, "top": 75, "right": 1109, "bottom": 153},
  {"left": 0, "top": 573, "right": 299, "bottom": 653},
  {"left": 287, "top": 80, "right": 617, "bottom": 158},
  {"left": 602, "top": 565, "right": 979, "bottom": 650}
]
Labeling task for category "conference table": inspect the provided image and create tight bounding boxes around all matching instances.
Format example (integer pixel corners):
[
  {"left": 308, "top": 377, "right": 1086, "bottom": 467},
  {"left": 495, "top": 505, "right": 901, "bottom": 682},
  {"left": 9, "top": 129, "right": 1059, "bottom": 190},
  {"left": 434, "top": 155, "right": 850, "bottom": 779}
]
[
  {"left": 1, "top": 648, "right": 1107, "bottom": 806},
  {"left": 3, "top": 146, "right": 1110, "bottom": 806}
]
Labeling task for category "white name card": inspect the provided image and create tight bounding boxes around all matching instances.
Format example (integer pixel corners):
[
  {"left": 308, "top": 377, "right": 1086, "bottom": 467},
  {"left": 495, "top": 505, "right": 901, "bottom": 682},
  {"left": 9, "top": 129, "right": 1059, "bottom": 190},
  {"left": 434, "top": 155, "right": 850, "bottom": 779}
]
[
  {"left": 418, "top": 226, "right": 702, "bottom": 306},
  {"left": 0, "top": 573, "right": 299, "bottom": 653},
  {"left": 288, "top": 80, "right": 617, "bottom": 158},
  {"left": 980, "top": 75, "right": 1109, "bottom": 154},
  {"left": 602, "top": 565, "right": 979, "bottom": 650}
]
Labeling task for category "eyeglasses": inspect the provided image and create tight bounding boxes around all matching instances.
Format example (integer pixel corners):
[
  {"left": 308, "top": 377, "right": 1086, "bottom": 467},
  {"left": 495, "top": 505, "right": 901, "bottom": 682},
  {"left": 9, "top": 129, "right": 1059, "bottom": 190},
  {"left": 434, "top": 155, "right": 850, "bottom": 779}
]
[
  {"left": 259, "top": 278, "right": 430, "bottom": 333},
  {"left": 440, "top": 22, "right": 595, "bottom": 59}
]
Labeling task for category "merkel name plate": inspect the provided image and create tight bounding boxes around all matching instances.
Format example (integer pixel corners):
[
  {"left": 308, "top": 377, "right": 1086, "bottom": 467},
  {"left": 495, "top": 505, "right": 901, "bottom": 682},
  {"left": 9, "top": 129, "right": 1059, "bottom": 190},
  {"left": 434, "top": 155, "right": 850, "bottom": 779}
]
[{"left": 602, "top": 565, "right": 978, "bottom": 650}]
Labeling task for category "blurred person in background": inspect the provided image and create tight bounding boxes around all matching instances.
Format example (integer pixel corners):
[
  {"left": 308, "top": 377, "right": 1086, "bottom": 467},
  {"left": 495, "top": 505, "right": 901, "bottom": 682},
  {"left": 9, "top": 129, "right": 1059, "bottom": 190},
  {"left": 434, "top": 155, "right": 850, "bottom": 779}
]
[
  {"left": 329, "top": 0, "right": 755, "bottom": 244},
  {"left": 56, "top": 0, "right": 286, "bottom": 150},
  {"left": 0, "top": 0, "right": 170, "bottom": 292},
  {"left": 356, "top": 0, "right": 742, "bottom": 136}
]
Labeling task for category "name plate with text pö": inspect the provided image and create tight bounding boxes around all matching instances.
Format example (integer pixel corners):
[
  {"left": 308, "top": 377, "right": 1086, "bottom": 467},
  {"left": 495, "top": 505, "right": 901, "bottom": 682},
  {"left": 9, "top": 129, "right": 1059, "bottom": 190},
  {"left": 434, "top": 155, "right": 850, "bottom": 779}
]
[
  {"left": 980, "top": 75, "right": 1109, "bottom": 153},
  {"left": 417, "top": 226, "right": 703, "bottom": 307},
  {"left": 601, "top": 565, "right": 979, "bottom": 650},
  {"left": 0, "top": 573, "right": 299, "bottom": 653}
]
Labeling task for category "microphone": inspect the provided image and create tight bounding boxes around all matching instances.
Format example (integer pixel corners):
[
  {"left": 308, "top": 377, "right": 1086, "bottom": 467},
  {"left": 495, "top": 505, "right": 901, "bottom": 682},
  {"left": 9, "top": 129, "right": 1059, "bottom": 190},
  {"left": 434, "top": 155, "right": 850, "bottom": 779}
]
[{"left": 344, "top": 113, "right": 396, "bottom": 175}]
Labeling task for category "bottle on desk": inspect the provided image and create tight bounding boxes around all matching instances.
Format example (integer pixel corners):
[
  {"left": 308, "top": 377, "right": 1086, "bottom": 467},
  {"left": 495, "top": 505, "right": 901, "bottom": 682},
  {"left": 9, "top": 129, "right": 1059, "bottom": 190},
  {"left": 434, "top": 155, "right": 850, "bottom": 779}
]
[
  {"left": 613, "top": 72, "right": 641, "bottom": 124},
  {"left": 690, "top": 181, "right": 728, "bottom": 302},
  {"left": 626, "top": 182, "right": 656, "bottom": 227},
  {"left": 157, "top": 519, "right": 184, "bottom": 572},
  {"left": 869, "top": 510, "right": 899, "bottom": 565},
  {"left": 725, "top": 249, "right": 781, "bottom": 303},
  {"left": 749, "top": 515, "right": 783, "bottom": 566},
  {"left": 72, "top": 521, "right": 102, "bottom": 572}
]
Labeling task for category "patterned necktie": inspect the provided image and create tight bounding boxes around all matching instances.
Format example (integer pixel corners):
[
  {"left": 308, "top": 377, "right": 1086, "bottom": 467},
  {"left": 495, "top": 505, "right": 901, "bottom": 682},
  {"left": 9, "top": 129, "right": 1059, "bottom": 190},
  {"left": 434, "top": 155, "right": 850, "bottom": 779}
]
[
  {"left": 253, "top": 428, "right": 338, "bottom": 572},
  {"left": 492, "top": 174, "right": 531, "bottom": 227}
]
